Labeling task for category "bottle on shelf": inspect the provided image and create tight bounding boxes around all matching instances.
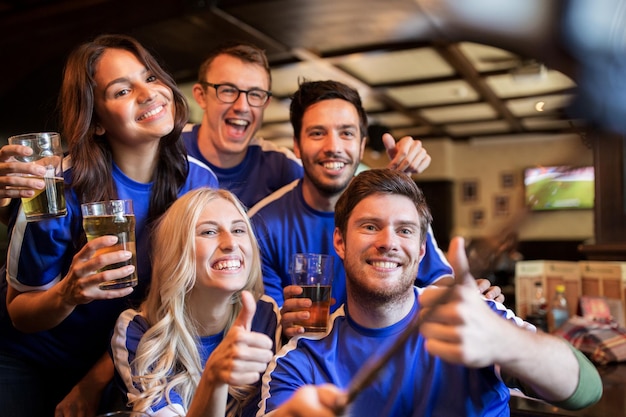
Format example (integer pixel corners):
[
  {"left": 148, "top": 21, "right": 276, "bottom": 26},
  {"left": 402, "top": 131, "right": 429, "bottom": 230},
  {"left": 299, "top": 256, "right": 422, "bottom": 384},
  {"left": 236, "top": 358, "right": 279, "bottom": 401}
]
[
  {"left": 550, "top": 284, "right": 569, "bottom": 332},
  {"left": 527, "top": 281, "right": 548, "bottom": 332}
]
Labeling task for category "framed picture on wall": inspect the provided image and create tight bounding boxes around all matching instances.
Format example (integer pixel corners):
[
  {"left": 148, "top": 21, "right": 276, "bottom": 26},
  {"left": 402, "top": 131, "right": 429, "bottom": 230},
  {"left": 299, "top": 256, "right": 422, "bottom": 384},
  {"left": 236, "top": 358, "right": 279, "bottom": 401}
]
[
  {"left": 471, "top": 209, "right": 485, "bottom": 227},
  {"left": 462, "top": 180, "right": 479, "bottom": 203},
  {"left": 494, "top": 195, "right": 510, "bottom": 216},
  {"left": 501, "top": 172, "right": 515, "bottom": 189}
]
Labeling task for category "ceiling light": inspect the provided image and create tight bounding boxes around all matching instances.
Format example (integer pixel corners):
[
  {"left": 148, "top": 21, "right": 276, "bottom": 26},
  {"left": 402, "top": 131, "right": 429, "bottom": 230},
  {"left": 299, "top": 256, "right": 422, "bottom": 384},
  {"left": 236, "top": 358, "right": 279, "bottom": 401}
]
[{"left": 535, "top": 101, "right": 545, "bottom": 112}]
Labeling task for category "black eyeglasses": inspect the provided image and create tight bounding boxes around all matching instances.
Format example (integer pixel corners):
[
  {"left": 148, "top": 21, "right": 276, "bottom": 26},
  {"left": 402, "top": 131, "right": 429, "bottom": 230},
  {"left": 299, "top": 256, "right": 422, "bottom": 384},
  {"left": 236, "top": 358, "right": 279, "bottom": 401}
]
[{"left": 199, "top": 81, "right": 272, "bottom": 107}]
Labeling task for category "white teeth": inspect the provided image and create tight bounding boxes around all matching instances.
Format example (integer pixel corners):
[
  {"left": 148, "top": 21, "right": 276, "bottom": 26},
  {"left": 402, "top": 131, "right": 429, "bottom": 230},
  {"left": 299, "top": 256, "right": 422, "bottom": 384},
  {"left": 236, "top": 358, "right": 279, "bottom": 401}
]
[
  {"left": 323, "top": 162, "right": 345, "bottom": 170},
  {"left": 213, "top": 260, "right": 241, "bottom": 270},
  {"left": 138, "top": 106, "right": 163, "bottom": 120},
  {"left": 228, "top": 119, "right": 249, "bottom": 126},
  {"left": 371, "top": 261, "right": 398, "bottom": 269}
]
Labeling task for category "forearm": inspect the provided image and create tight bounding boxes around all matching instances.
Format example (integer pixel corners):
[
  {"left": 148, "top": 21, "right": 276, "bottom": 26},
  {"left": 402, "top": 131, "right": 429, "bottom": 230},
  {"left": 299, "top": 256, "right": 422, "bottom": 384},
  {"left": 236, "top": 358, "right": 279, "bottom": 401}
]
[
  {"left": 7, "top": 283, "right": 75, "bottom": 332},
  {"left": 186, "top": 376, "right": 228, "bottom": 417},
  {"left": 498, "top": 326, "right": 580, "bottom": 402},
  {"left": 55, "top": 353, "right": 115, "bottom": 416},
  {"left": 76, "top": 353, "right": 115, "bottom": 401},
  {"left": 504, "top": 341, "right": 602, "bottom": 410}
]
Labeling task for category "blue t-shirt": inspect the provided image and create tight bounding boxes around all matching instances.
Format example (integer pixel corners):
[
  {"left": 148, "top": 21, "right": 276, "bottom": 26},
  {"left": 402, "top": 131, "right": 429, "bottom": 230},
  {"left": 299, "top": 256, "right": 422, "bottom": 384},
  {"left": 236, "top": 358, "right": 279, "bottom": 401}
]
[
  {"left": 259, "top": 288, "right": 531, "bottom": 417},
  {"left": 249, "top": 180, "right": 453, "bottom": 309},
  {"left": 183, "top": 123, "right": 303, "bottom": 209},
  {"left": 112, "top": 295, "right": 281, "bottom": 417},
  {"left": 0, "top": 156, "right": 218, "bottom": 377}
]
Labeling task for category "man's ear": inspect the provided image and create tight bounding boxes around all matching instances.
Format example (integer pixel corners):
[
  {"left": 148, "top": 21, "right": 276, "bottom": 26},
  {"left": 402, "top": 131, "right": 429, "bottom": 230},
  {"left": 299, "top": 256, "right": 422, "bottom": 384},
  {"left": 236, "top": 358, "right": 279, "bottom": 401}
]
[
  {"left": 418, "top": 240, "right": 426, "bottom": 263},
  {"left": 333, "top": 227, "right": 346, "bottom": 261},
  {"left": 293, "top": 137, "right": 301, "bottom": 159},
  {"left": 192, "top": 83, "right": 207, "bottom": 108}
]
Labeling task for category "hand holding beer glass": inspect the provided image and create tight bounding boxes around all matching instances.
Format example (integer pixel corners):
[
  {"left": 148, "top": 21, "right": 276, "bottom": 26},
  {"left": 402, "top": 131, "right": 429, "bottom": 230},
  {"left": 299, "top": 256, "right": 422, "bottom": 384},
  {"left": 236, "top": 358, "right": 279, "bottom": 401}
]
[
  {"left": 81, "top": 199, "right": 138, "bottom": 290},
  {"left": 8, "top": 132, "right": 66, "bottom": 221},
  {"left": 290, "top": 253, "right": 334, "bottom": 332}
]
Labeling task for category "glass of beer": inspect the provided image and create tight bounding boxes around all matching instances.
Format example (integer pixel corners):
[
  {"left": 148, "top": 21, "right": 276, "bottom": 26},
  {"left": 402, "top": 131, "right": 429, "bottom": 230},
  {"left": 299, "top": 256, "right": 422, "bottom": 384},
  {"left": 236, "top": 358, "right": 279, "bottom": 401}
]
[
  {"left": 8, "top": 132, "right": 66, "bottom": 221},
  {"left": 81, "top": 199, "right": 138, "bottom": 290},
  {"left": 290, "top": 253, "right": 334, "bottom": 332}
]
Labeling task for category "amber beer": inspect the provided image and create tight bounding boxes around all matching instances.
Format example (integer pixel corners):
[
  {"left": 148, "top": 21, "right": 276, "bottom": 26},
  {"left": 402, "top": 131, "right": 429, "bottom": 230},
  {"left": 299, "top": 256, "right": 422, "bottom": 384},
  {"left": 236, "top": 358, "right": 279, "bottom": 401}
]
[
  {"left": 295, "top": 284, "right": 332, "bottom": 331},
  {"left": 290, "top": 253, "right": 334, "bottom": 332},
  {"left": 22, "top": 176, "right": 66, "bottom": 220},
  {"left": 81, "top": 200, "right": 137, "bottom": 290}
]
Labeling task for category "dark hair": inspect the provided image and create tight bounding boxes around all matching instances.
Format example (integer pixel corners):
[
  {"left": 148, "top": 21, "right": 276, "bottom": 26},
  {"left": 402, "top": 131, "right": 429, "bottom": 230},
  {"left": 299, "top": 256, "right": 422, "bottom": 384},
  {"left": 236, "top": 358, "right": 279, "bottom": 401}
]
[
  {"left": 289, "top": 80, "right": 368, "bottom": 144},
  {"left": 196, "top": 41, "right": 271, "bottom": 88},
  {"left": 58, "top": 34, "right": 189, "bottom": 224},
  {"left": 334, "top": 169, "right": 432, "bottom": 242}
]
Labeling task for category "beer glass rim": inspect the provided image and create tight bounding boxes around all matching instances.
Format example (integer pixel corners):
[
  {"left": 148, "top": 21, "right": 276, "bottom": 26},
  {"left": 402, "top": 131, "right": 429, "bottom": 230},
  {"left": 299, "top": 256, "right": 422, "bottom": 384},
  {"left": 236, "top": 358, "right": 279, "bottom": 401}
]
[
  {"left": 80, "top": 199, "right": 134, "bottom": 215},
  {"left": 8, "top": 131, "right": 60, "bottom": 141},
  {"left": 293, "top": 253, "right": 332, "bottom": 259}
]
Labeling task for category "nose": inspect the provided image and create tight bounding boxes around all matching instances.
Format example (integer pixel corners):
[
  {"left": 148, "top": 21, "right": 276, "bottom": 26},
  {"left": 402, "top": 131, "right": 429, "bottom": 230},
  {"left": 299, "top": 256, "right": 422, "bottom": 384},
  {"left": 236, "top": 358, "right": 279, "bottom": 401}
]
[
  {"left": 219, "top": 231, "right": 238, "bottom": 251},
  {"left": 322, "top": 131, "right": 342, "bottom": 155},
  {"left": 137, "top": 83, "right": 156, "bottom": 104},
  {"left": 376, "top": 227, "right": 398, "bottom": 252},
  {"left": 232, "top": 90, "right": 251, "bottom": 112}
]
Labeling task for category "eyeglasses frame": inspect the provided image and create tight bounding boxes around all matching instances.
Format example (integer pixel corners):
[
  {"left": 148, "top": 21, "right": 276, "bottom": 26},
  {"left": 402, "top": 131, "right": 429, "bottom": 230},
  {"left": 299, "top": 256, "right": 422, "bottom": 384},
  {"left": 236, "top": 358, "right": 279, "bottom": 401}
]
[{"left": 198, "top": 81, "right": 272, "bottom": 107}]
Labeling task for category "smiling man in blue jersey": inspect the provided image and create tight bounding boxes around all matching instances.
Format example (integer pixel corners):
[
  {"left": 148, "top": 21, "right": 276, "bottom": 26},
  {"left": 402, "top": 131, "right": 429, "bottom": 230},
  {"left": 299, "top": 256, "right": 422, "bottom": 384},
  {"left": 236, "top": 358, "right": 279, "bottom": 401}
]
[
  {"left": 183, "top": 42, "right": 304, "bottom": 209},
  {"left": 249, "top": 80, "right": 502, "bottom": 338},
  {"left": 258, "top": 169, "right": 602, "bottom": 417}
]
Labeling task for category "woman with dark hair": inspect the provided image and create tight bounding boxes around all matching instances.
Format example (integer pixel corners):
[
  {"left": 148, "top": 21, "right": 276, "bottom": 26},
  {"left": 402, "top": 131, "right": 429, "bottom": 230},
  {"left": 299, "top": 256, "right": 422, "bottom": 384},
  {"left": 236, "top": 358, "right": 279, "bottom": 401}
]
[{"left": 0, "top": 34, "right": 218, "bottom": 416}]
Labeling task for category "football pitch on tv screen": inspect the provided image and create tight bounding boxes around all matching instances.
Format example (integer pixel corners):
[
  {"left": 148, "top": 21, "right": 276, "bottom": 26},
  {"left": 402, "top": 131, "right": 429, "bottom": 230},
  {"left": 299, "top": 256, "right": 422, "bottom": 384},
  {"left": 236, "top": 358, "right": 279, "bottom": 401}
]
[{"left": 525, "top": 166, "right": 594, "bottom": 210}]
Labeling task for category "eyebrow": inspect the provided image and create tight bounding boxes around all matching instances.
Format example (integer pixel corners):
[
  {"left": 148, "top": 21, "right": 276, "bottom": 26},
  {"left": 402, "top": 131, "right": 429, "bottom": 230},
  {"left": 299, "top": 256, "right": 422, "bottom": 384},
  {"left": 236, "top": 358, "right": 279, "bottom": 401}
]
[
  {"left": 103, "top": 67, "right": 149, "bottom": 93},
  {"left": 304, "top": 123, "right": 358, "bottom": 132},
  {"left": 353, "top": 216, "right": 419, "bottom": 228},
  {"left": 196, "top": 218, "right": 247, "bottom": 227}
]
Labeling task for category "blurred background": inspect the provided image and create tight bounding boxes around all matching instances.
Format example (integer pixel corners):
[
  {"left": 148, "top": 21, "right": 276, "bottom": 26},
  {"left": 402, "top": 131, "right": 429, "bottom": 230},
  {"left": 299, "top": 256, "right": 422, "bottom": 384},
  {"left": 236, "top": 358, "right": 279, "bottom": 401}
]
[{"left": 1, "top": 0, "right": 619, "bottom": 267}]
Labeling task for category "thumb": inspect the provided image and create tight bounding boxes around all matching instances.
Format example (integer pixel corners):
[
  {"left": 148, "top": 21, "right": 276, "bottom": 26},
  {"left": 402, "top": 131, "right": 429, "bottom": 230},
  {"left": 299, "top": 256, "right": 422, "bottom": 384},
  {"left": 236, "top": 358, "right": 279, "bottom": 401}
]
[
  {"left": 446, "top": 236, "right": 477, "bottom": 288},
  {"left": 382, "top": 133, "right": 397, "bottom": 156},
  {"left": 234, "top": 290, "right": 257, "bottom": 331}
]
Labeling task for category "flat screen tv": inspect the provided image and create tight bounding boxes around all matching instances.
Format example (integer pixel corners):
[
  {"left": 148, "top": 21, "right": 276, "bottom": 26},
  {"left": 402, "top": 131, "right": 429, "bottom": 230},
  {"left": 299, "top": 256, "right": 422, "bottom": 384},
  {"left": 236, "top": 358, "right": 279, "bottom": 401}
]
[{"left": 524, "top": 165, "right": 594, "bottom": 211}]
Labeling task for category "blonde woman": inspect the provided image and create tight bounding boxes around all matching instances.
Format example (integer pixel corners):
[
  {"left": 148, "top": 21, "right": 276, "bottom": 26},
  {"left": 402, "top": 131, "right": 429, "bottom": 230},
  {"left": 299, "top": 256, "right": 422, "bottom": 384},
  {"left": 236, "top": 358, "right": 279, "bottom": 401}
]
[{"left": 112, "top": 188, "right": 281, "bottom": 416}]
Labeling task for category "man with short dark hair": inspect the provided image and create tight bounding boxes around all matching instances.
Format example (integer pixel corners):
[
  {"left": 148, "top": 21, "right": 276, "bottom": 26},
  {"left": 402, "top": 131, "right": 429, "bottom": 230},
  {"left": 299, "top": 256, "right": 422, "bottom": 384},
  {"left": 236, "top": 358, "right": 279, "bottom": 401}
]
[
  {"left": 258, "top": 169, "right": 602, "bottom": 417},
  {"left": 250, "top": 80, "right": 491, "bottom": 338}
]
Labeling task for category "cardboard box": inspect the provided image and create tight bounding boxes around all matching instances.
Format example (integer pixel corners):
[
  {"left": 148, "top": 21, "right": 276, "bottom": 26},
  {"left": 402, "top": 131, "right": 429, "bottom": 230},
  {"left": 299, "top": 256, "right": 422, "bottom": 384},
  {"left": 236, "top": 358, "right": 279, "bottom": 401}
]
[
  {"left": 579, "top": 261, "right": 626, "bottom": 325},
  {"left": 515, "top": 260, "right": 581, "bottom": 319}
]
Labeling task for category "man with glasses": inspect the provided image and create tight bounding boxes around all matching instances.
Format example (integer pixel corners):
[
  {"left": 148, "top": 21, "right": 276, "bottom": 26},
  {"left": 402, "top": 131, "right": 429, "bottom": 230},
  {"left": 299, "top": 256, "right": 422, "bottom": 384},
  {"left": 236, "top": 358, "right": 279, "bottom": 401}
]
[{"left": 184, "top": 42, "right": 304, "bottom": 208}]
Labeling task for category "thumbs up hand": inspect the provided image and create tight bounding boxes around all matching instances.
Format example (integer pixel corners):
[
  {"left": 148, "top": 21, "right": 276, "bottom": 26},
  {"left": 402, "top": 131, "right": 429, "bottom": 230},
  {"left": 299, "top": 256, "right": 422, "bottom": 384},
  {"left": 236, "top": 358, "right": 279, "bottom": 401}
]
[
  {"left": 234, "top": 289, "right": 257, "bottom": 331},
  {"left": 383, "top": 133, "right": 431, "bottom": 174},
  {"left": 419, "top": 237, "right": 507, "bottom": 368},
  {"left": 204, "top": 290, "right": 274, "bottom": 386}
]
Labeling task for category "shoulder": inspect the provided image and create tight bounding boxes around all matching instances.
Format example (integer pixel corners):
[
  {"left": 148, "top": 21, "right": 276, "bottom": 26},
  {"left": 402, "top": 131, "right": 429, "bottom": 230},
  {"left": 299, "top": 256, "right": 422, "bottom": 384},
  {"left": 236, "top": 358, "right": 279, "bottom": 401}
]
[
  {"left": 182, "top": 123, "right": 197, "bottom": 135},
  {"left": 248, "top": 179, "right": 301, "bottom": 217},
  {"left": 113, "top": 309, "right": 147, "bottom": 339},
  {"left": 254, "top": 294, "right": 282, "bottom": 347},
  {"left": 486, "top": 298, "right": 535, "bottom": 330},
  {"left": 111, "top": 309, "right": 145, "bottom": 368},
  {"left": 250, "top": 137, "right": 301, "bottom": 165},
  {"left": 256, "top": 294, "right": 281, "bottom": 320},
  {"left": 185, "top": 156, "right": 219, "bottom": 188}
]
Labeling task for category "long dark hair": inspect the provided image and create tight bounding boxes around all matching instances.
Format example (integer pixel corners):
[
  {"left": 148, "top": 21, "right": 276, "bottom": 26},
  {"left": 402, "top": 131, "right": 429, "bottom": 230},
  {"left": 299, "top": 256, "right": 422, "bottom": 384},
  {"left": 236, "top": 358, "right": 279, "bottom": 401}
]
[{"left": 58, "top": 34, "right": 189, "bottom": 224}]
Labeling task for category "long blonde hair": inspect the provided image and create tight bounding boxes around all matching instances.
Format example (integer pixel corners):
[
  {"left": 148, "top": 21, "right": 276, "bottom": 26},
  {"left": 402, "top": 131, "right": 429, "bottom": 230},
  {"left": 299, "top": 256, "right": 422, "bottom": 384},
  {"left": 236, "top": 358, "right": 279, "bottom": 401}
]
[{"left": 130, "top": 188, "right": 264, "bottom": 413}]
